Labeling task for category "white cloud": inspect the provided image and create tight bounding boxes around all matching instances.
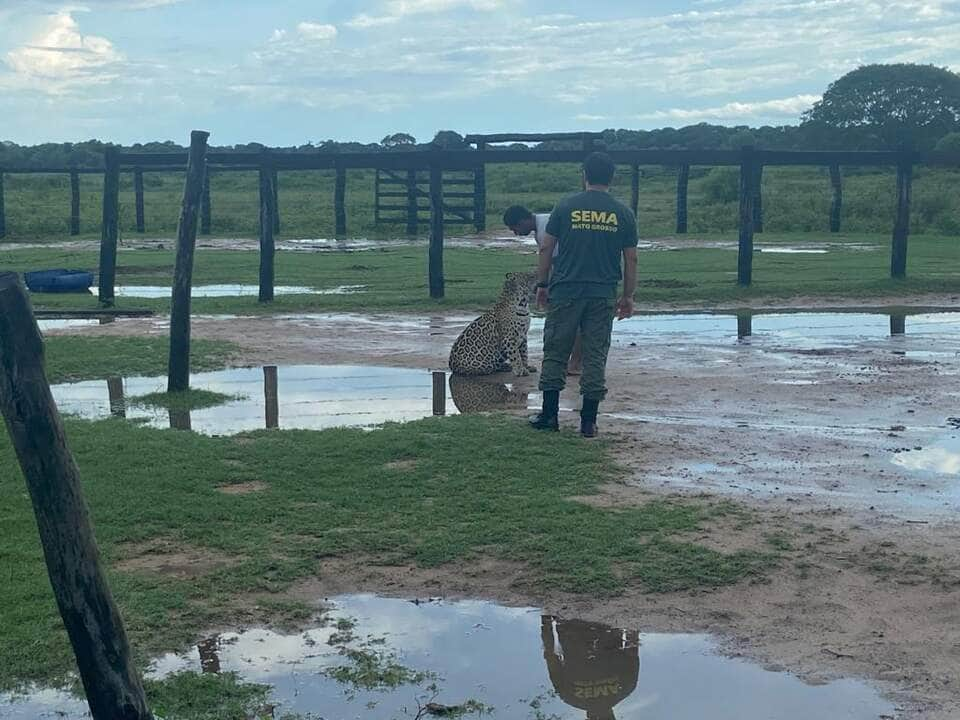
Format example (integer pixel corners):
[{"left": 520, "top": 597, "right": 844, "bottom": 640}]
[
  {"left": 347, "top": 0, "right": 505, "bottom": 29},
  {"left": 345, "top": 13, "right": 401, "bottom": 29},
  {"left": 637, "top": 95, "right": 823, "bottom": 123},
  {"left": 295, "top": 22, "right": 337, "bottom": 41},
  {"left": 4, "top": 11, "right": 122, "bottom": 92}
]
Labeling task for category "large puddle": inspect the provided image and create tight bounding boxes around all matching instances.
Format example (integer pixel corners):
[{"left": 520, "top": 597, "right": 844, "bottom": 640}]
[
  {"left": 50, "top": 366, "right": 532, "bottom": 435},
  {"left": 0, "top": 595, "right": 893, "bottom": 720}
]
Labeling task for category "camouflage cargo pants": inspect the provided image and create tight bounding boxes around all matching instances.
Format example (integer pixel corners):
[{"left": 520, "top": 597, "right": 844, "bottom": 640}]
[{"left": 539, "top": 297, "right": 616, "bottom": 401}]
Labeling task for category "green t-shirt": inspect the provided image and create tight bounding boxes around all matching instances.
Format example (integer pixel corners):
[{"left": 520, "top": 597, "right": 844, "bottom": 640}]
[{"left": 545, "top": 190, "right": 638, "bottom": 300}]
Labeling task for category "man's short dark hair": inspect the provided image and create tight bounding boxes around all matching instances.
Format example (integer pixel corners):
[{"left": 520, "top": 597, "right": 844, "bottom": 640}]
[
  {"left": 583, "top": 152, "right": 616, "bottom": 186},
  {"left": 503, "top": 205, "right": 533, "bottom": 226}
]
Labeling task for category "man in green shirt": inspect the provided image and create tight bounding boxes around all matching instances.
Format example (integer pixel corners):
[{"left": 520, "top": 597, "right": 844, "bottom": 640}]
[{"left": 530, "top": 152, "right": 638, "bottom": 438}]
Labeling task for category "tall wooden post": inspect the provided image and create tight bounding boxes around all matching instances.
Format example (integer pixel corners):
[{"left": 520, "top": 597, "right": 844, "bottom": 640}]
[
  {"left": 676, "top": 164, "right": 689, "bottom": 234},
  {"left": 829, "top": 165, "right": 843, "bottom": 233},
  {"left": 432, "top": 370, "right": 446, "bottom": 416},
  {"left": 70, "top": 170, "right": 81, "bottom": 236},
  {"left": 0, "top": 273, "right": 153, "bottom": 720},
  {"left": 891, "top": 159, "right": 913, "bottom": 279},
  {"left": 271, "top": 169, "right": 280, "bottom": 234},
  {"left": 98, "top": 147, "right": 121, "bottom": 307},
  {"left": 0, "top": 171, "right": 6, "bottom": 239},
  {"left": 474, "top": 142, "right": 487, "bottom": 232},
  {"left": 264, "top": 365, "right": 279, "bottom": 429},
  {"left": 737, "top": 146, "right": 756, "bottom": 286},
  {"left": 406, "top": 169, "right": 418, "bottom": 235},
  {"left": 429, "top": 158, "right": 445, "bottom": 299},
  {"left": 334, "top": 162, "right": 347, "bottom": 238},
  {"left": 752, "top": 164, "right": 764, "bottom": 234},
  {"left": 133, "top": 168, "right": 145, "bottom": 233},
  {"left": 167, "top": 130, "right": 209, "bottom": 394},
  {"left": 630, "top": 164, "right": 640, "bottom": 218},
  {"left": 168, "top": 408, "right": 191, "bottom": 431},
  {"left": 258, "top": 154, "right": 275, "bottom": 303},
  {"left": 200, "top": 165, "right": 211, "bottom": 235}
]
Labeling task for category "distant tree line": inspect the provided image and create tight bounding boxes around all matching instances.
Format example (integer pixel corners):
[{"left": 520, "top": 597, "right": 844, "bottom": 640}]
[{"left": 3, "top": 64, "right": 959, "bottom": 169}]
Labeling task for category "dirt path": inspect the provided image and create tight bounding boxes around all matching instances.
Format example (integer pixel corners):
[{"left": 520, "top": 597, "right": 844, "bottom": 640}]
[{"left": 50, "top": 307, "right": 960, "bottom": 718}]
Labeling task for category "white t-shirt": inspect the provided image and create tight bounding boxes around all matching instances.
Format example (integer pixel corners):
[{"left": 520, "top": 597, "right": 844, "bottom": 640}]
[{"left": 534, "top": 213, "right": 559, "bottom": 258}]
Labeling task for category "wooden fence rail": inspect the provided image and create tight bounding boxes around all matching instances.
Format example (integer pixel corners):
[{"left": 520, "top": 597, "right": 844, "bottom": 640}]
[{"left": 4, "top": 143, "right": 959, "bottom": 296}]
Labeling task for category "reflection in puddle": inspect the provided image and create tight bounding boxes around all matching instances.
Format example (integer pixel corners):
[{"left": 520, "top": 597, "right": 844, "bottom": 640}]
[
  {"left": 0, "top": 595, "right": 893, "bottom": 720},
  {"left": 51, "top": 365, "right": 461, "bottom": 435},
  {"left": 892, "top": 432, "right": 960, "bottom": 476},
  {"left": 87, "top": 284, "right": 365, "bottom": 298},
  {"left": 449, "top": 374, "right": 534, "bottom": 414}
]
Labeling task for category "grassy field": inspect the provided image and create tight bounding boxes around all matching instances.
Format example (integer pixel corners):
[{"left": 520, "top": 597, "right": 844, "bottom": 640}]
[
  {"left": 4, "top": 232, "right": 960, "bottom": 316},
  {"left": 2, "top": 163, "right": 960, "bottom": 240},
  {"left": 0, "top": 414, "right": 772, "bottom": 695}
]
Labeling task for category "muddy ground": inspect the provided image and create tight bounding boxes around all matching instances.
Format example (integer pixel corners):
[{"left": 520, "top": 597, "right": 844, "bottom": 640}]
[{"left": 50, "top": 305, "right": 960, "bottom": 719}]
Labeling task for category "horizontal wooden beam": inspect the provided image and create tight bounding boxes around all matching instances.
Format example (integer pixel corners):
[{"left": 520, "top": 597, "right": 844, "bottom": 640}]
[{"left": 464, "top": 132, "right": 605, "bottom": 144}]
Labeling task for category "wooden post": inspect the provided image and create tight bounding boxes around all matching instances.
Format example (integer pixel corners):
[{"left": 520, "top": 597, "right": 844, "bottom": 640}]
[
  {"left": 737, "top": 312, "right": 753, "bottom": 339},
  {"left": 70, "top": 170, "right": 81, "bottom": 236},
  {"left": 891, "top": 159, "right": 912, "bottom": 279},
  {"left": 106, "top": 376, "right": 125, "bottom": 418},
  {"left": 258, "top": 154, "right": 275, "bottom": 303},
  {"left": 264, "top": 365, "right": 278, "bottom": 429},
  {"left": 737, "top": 146, "right": 756, "bottom": 286},
  {"left": 829, "top": 165, "right": 843, "bottom": 233},
  {"left": 134, "top": 168, "right": 145, "bottom": 233},
  {"left": 429, "top": 158, "right": 445, "bottom": 298},
  {"left": 676, "top": 164, "right": 689, "bottom": 234},
  {"left": 200, "top": 165, "right": 211, "bottom": 236},
  {"left": 432, "top": 370, "right": 446, "bottom": 416},
  {"left": 0, "top": 273, "right": 152, "bottom": 720},
  {"left": 752, "top": 164, "right": 764, "bottom": 234},
  {"left": 271, "top": 169, "right": 280, "bottom": 234},
  {"left": 630, "top": 164, "right": 640, "bottom": 218},
  {"left": 474, "top": 142, "right": 487, "bottom": 232},
  {"left": 0, "top": 171, "right": 5, "bottom": 239},
  {"left": 890, "top": 313, "right": 906, "bottom": 335},
  {"left": 334, "top": 162, "right": 347, "bottom": 238},
  {"left": 167, "top": 130, "right": 210, "bottom": 394},
  {"left": 406, "top": 169, "right": 418, "bottom": 235},
  {"left": 98, "top": 147, "right": 121, "bottom": 307}
]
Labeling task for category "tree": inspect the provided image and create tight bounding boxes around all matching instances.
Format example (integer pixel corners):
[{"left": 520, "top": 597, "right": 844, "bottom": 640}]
[
  {"left": 934, "top": 132, "right": 960, "bottom": 153},
  {"left": 802, "top": 64, "right": 960, "bottom": 149},
  {"left": 381, "top": 133, "right": 416, "bottom": 148},
  {"left": 431, "top": 130, "right": 464, "bottom": 149}
]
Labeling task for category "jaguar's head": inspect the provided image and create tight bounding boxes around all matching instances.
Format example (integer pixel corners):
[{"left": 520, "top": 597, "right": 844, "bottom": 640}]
[{"left": 502, "top": 271, "right": 537, "bottom": 306}]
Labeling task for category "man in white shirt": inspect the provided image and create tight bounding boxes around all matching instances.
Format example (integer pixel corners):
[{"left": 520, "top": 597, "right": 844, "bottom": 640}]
[{"left": 503, "top": 206, "right": 583, "bottom": 375}]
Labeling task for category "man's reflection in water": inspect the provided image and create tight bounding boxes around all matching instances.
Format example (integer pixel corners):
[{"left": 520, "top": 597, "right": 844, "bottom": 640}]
[{"left": 541, "top": 616, "right": 640, "bottom": 720}]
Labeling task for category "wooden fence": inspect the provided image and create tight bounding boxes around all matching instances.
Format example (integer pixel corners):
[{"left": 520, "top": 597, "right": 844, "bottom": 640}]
[{"left": 3, "top": 139, "right": 959, "bottom": 301}]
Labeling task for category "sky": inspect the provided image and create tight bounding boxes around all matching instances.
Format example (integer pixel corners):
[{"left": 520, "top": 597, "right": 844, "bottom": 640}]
[{"left": 0, "top": 0, "right": 957, "bottom": 146}]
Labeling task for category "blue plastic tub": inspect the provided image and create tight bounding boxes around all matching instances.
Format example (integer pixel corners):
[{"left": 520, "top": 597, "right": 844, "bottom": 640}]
[{"left": 24, "top": 269, "right": 95, "bottom": 294}]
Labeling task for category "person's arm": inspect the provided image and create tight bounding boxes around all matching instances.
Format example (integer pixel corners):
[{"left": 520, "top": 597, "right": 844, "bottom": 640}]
[
  {"left": 617, "top": 247, "right": 637, "bottom": 320},
  {"left": 536, "top": 233, "right": 557, "bottom": 309}
]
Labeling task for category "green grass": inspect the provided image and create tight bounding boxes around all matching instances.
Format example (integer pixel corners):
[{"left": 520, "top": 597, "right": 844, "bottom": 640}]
[
  {"left": 3, "top": 164, "right": 959, "bottom": 240},
  {"left": 0, "top": 415, "right": 774, "bottom": 691},
  {"left": 43, "top": 336, "right": 239, "bottom": 383},
  {"left": 6, "top": 234, "right": 960, "bottom": 316},
  {"left": 130, "top": 389, "right": 240, "bottom": 412}
]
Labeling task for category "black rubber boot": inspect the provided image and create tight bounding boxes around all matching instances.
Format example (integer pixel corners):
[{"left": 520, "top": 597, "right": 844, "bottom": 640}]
[
  {"left": 580, "top": 398, "right": 600, "bottom": 438},
  {"left": 529, "top": 390, "right": 560, "bottom": 431}
]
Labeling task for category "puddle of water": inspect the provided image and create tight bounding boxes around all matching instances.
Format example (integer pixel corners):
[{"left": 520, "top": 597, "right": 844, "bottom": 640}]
[
  {"left": 37, "top": 318, "right": 100, "bottom": 330},
  {"left": 892, "top": 432, "right": 960, "bottom": 476},
  {"left": 49, "top": 367, "right": 538, "bottom": 435},
  {"left": 87, "top": 284, "right": 365, "bottom": 298},
  {"left": 755, "top": 247, "right": 828, "bottom": 254},
  {"left": 50, "top": 365, "right": 465, "bottom": 435},
  {"left": 0, "top": 595, "right": 893, "bottom": 720}
]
